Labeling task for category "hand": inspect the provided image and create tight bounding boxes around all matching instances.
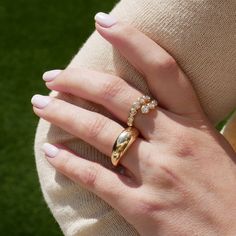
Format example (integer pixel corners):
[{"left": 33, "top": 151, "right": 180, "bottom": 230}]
[{"left": 31, "top": 13, "right": 236, "bottom": 236}]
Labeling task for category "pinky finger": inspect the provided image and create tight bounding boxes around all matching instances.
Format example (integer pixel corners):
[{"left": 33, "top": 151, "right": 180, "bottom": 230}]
[{"left": 42, "top": 143, "right": 134, "bottom": 212}]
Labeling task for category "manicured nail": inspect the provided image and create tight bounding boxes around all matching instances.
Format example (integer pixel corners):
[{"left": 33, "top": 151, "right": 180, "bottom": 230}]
[
  {"left": 94, "top": 12, "right": 117, "bottom": 28},
  {"left": 31, "top": 95, "right": 51, "bottom": 109},
  {"left": 42, "top": 143, "right": 59, "bottom": 158},
  {"left": 43, "top": 69, "right": 62, "bottom": 82}
]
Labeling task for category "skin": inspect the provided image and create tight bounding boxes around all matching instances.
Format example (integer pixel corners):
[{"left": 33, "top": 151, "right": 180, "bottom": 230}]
[{"left": 32, "top": 20, "right": 236, "bottom": 235}]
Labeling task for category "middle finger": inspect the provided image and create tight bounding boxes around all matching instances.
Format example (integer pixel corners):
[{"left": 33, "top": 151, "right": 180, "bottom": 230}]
[{"left": 43, "top": 68, "right": 160, "bottom": 139}]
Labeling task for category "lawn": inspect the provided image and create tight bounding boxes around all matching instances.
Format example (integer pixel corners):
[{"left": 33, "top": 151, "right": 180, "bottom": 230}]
[{"left": 0, "top": 0, "right": 116, "bottom": 235}]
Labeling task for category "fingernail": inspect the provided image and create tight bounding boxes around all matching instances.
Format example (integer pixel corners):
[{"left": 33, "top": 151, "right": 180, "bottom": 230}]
[
  {"left": 43, "top": 69, "right": 62, "bottom": 82},
  {"left": 42, "top": 143, "right": 59, "bottom": 158},
  {"left": 94, "top": 12, "right": 117, "bottom": 28},
  {"left": 31, "top": 95, "right": 51, "bottom": 109}
]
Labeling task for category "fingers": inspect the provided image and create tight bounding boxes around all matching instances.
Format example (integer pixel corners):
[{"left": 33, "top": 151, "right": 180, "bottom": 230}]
[
  {"left": 31, "top": 94, "right": 147, "bottom": 173},
  {"left": 42, "top": 143, "right": 134, "bottom": 213},
  {"left": 43, "top": 68, "right": 158, "bottom": 138},
  {"left": 94, "top": 13, "right": 204, "bottom": 119}
]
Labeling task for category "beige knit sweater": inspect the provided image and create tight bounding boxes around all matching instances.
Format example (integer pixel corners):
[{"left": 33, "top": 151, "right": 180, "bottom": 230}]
[{"left": 34, "top": 0, "right": 236, "bottom": 235}]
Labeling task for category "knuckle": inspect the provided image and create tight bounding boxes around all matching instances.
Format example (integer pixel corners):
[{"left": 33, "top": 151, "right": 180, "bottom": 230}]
[
  {"left": 160, "top": 56, "right": 177, "bottom": 71},
  {"left": 86, "top": 116, "right": 107, "bottom": 139},
  {"left": 99, "top": 77, "right": 124, "bottom": 101},
  {"left": 157, "top": 55, "right": 177, "bottom": 71},
  {"left": 82, "top": 163, "right": 100, "bottom": 187},
  {"left": 173, "top": 130, "right": 197, "bottom": 158},
  {"left": 149, "top": 55, "right": 178, "bottom": 75}
]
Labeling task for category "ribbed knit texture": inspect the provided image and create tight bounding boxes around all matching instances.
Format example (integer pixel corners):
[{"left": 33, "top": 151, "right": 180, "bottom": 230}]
[{"left": 34, "top": 0, "right": 236, "bottom": 235}]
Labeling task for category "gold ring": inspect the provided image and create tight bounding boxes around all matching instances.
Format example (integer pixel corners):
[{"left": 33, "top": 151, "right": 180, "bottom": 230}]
[
  {"left": 111, "top": 127, "right": 139, "bottom": 166},
  {"left": 127, "top": 95, "right": 158, "bottom": 127}
]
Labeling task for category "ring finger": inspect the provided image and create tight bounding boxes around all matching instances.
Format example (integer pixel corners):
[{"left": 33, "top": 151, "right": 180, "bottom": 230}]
[{"left": 31, "top": 95, "right": 149, "bottom": 176}]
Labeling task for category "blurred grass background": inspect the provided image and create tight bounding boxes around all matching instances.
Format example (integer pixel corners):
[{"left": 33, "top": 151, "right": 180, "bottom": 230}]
[
  {"left": 0, "top": 0, "right": 233, "bottom": 235},
  {"left": 0, "top": 0, "right": 116, "bottom": 235}
]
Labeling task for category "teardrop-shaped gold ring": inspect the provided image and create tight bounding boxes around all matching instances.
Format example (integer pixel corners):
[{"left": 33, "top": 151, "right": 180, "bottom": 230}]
[{"left": 111, "top": 127, "right": 139, "bottom": 166}]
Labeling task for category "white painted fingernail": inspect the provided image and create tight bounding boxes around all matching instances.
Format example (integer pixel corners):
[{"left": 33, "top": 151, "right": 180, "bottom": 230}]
[
  {"left": 31, "top": 95, "right": 51, "bottom": 109},
  {"left": 43, "top": 69, "right": 62, "bottom": 82},
  {"left": 42, "top": 143, "right": 59, "bottom": 158},
  {"left": 94, "top": 12, "right": 117, "bottom": 28}
]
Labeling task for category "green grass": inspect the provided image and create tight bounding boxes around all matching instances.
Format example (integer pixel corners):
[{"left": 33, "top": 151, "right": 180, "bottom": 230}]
[{"left": 0, "top": 0, "right": 116, "bottom": 235}]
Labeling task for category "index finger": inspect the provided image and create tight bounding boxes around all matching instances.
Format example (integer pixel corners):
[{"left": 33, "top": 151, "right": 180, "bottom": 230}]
[{"left": 94, "top": 13, "right": 204, "bottom": 119}]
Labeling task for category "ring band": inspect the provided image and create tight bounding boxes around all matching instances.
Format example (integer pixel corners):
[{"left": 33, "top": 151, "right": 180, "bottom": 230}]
[
  {"left": 111, "top": 127, "right": 139, "bottom": 166},
  {"left": 127, "top": 95, "right": 158, "bottom": 127}
]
